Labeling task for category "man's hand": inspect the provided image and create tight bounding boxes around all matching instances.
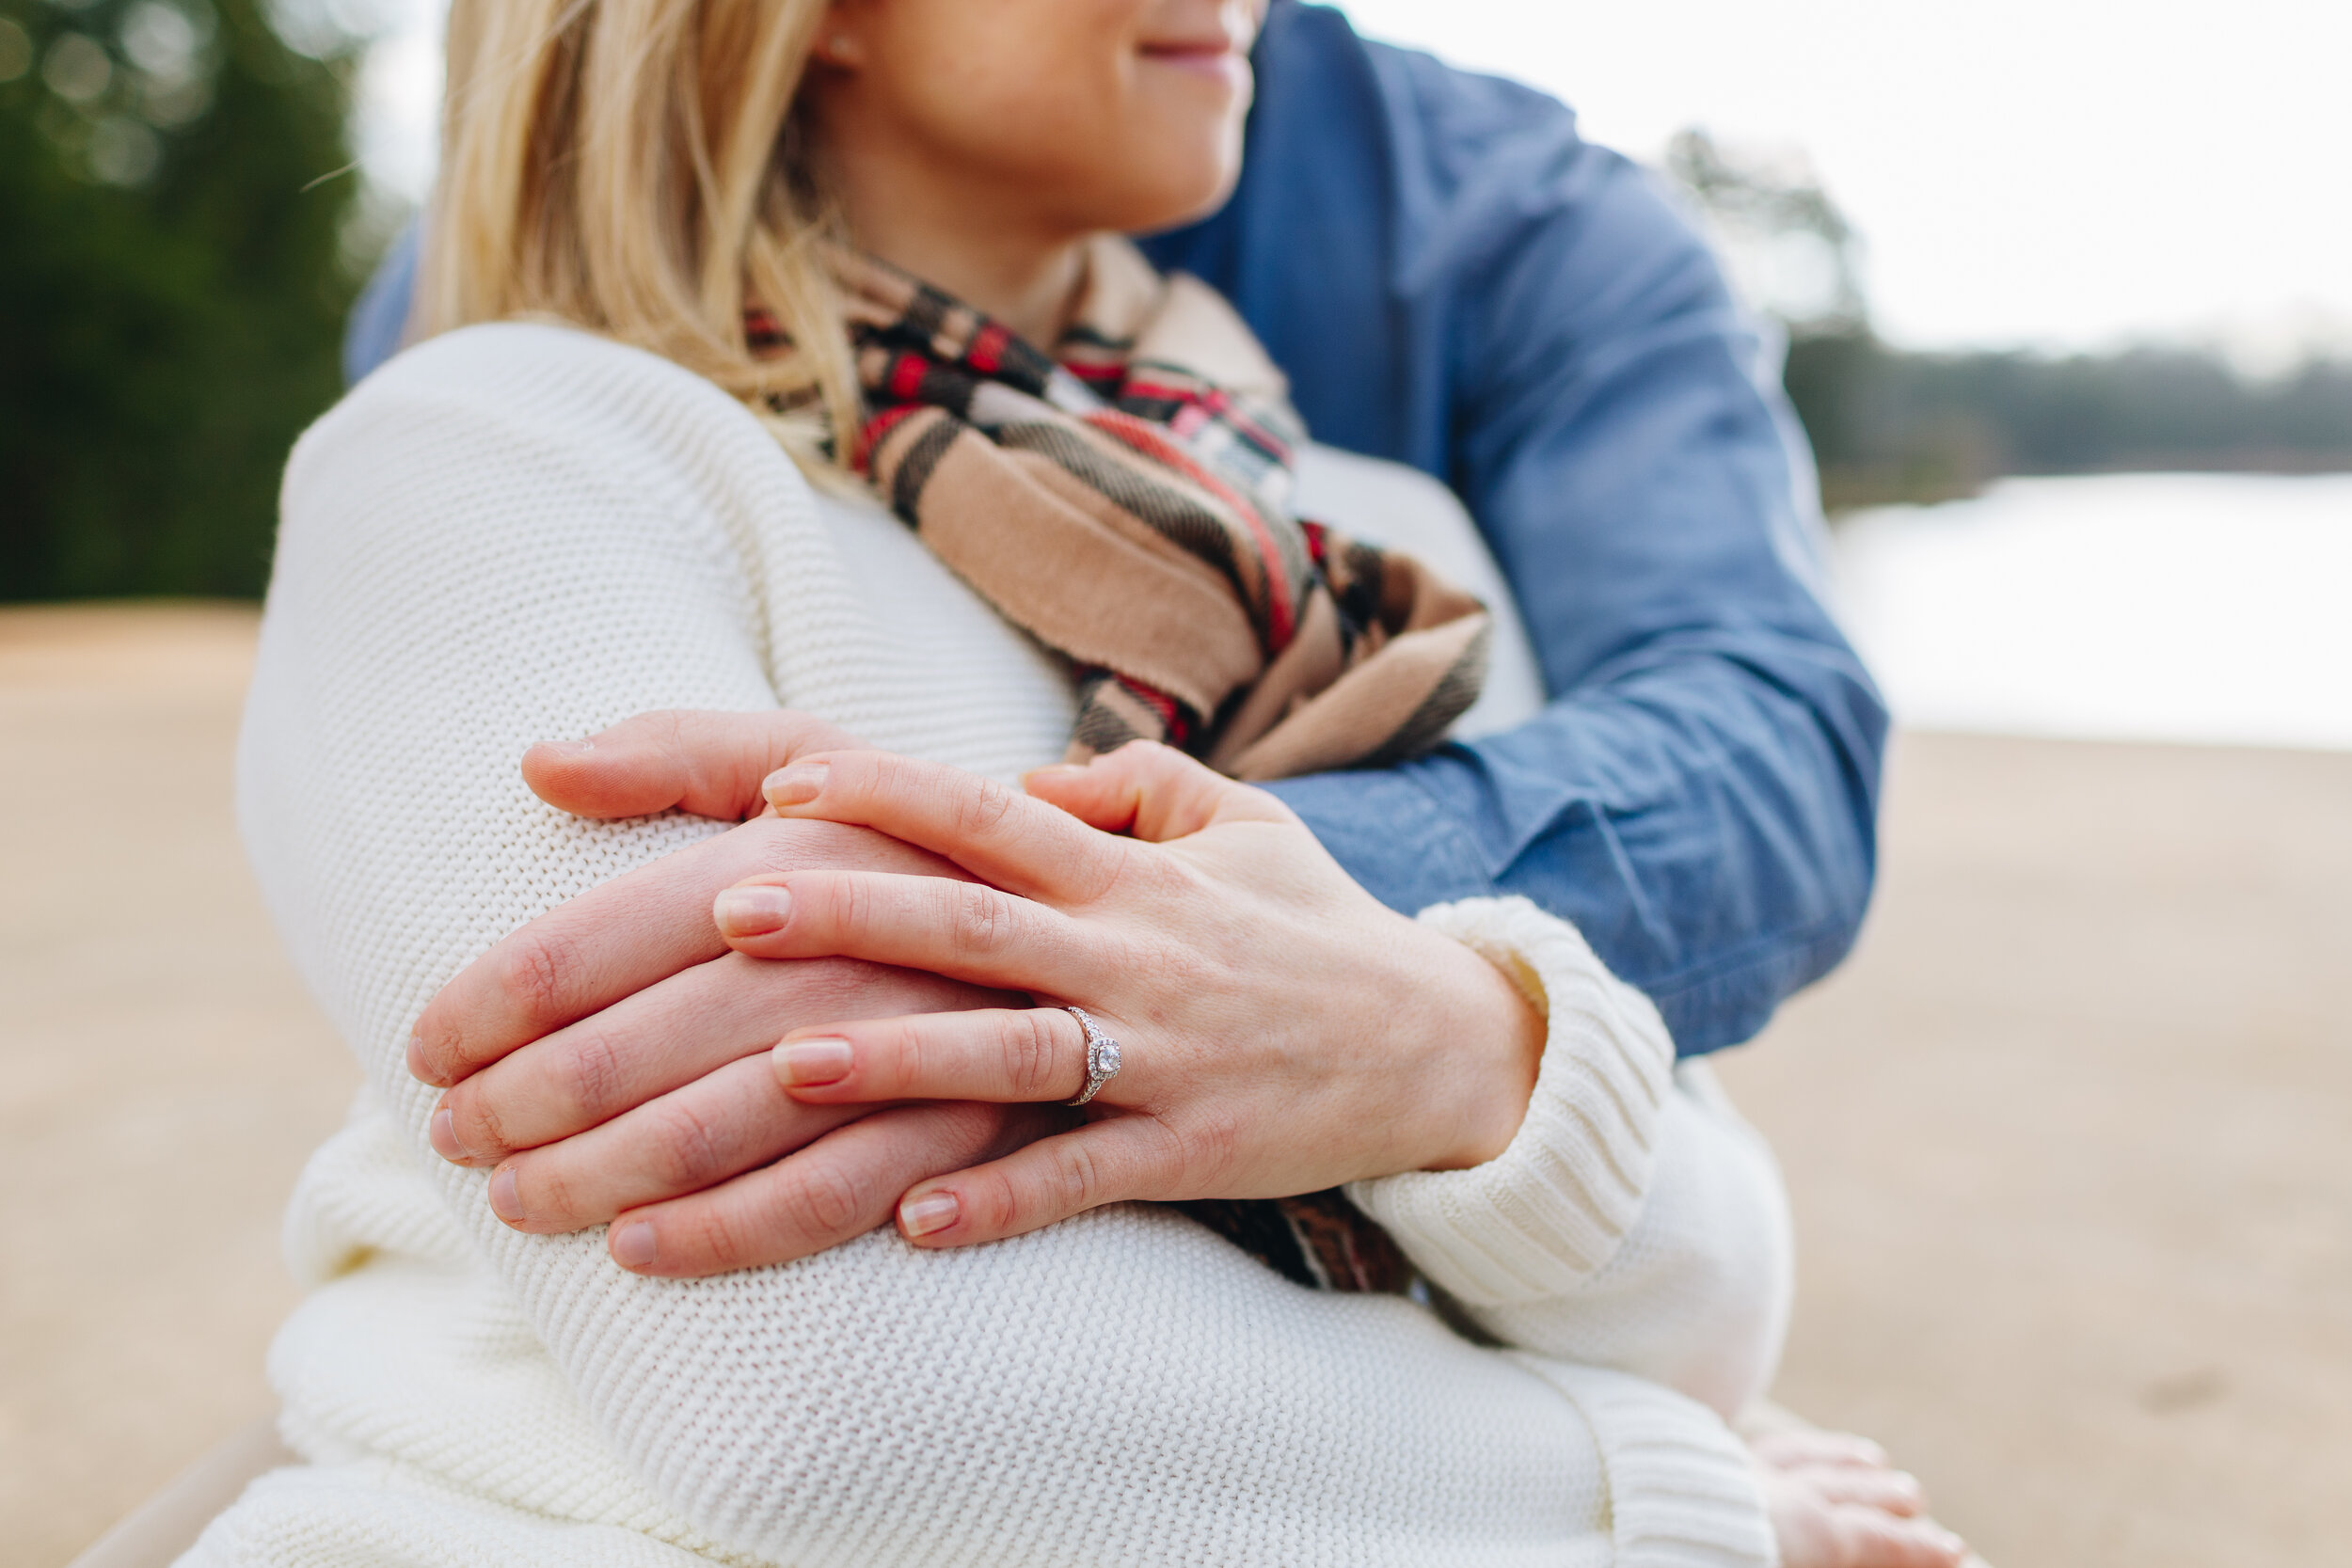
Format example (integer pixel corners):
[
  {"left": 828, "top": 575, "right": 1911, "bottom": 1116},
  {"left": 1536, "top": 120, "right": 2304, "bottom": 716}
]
[{"left": 409, "top": 709, "right": 1053, "bottom": 1275}]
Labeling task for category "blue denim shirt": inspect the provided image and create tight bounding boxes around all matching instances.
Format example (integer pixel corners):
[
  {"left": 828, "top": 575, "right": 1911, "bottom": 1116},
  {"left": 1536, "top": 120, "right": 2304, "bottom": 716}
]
[{"left": 343, "top": 3, "right": 1886, "bottom": 1054}]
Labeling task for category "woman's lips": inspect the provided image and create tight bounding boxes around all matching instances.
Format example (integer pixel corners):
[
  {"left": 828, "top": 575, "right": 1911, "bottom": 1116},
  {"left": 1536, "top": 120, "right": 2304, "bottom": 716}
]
[{"left": 1139, "top": 40, "right": 1249, "bottom": 86}]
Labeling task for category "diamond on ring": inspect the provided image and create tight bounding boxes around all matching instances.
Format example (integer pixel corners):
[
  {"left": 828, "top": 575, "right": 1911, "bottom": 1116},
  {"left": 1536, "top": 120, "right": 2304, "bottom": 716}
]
[{"left": 1062, "top": 1006, "right": 1122, "bottom": 1106}]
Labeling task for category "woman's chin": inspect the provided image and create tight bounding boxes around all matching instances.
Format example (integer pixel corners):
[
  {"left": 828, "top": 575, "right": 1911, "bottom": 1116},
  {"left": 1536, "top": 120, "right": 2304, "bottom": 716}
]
[
  {"left": 1097, "top": 131, "right": 1247, "bottom": 235},
  {"left": 1114, "top": 170, "right": 1244, "bottom": 236}
]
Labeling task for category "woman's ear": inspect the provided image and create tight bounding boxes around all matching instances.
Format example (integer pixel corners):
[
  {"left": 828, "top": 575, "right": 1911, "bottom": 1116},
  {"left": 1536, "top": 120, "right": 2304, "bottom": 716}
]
[{"left": 809, "top": 1, "right": 867, "bottom": 69}]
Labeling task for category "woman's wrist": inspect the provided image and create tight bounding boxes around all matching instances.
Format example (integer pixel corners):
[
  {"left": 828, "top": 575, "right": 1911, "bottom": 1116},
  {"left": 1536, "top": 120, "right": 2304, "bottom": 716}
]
[
  {"left": 1409, "top": 929, "right": 1548, "bottom": 1172},
  {"left": 1348, "top": 896, "right": 1680, "bottom": 1307}
]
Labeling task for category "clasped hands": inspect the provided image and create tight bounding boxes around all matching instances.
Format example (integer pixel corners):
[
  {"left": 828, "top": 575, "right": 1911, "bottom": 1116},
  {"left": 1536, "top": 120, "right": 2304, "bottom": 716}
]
[{"left": 410, "top": 711, "right": 1542, "bottom": 1277}]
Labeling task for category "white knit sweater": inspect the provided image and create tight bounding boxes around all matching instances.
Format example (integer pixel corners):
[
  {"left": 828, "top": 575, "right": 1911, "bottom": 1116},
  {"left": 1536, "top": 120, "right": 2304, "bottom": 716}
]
[{"left": 202, "top": 323, "right": 1789, "bottom": 1568}]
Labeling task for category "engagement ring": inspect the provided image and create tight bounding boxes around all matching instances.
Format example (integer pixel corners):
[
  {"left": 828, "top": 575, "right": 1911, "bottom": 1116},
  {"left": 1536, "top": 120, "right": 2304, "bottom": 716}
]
[{"left": 1062, "top": 1006, "right": 1122, "bottom": 1106}]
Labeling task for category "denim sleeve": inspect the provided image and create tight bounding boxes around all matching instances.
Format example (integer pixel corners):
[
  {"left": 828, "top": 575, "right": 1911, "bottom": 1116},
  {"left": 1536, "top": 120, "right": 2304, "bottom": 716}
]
[
  {"left": 1216, "top": 18, "right": 1888, "bottom": 1054},
  {"left": 342, "top": 222, "right": 418, "bottom": 385}
]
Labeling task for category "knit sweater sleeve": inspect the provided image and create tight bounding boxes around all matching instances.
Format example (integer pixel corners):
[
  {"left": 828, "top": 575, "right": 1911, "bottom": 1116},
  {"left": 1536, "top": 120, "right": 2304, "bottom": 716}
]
[
  {"left": 239, "top": 324, "right": 1772, "bottom": 1568},
  {"left": 1347, "top": 900, "right": 1792, "bottom": 1418}
]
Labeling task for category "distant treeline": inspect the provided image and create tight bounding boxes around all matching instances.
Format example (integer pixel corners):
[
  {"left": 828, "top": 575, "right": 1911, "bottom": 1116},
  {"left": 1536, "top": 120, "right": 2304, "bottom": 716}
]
[
  {"left": 1785, "top": 333, "right": 2352, "bottom": 511},
  {"left": 1665, "top": 129, "right": 2352, "bottom": 511}
]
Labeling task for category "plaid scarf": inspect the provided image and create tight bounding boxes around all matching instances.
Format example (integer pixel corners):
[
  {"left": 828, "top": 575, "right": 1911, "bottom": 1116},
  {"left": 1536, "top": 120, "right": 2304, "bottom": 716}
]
[{"left": 758, "top": 239, "right": 1494, "bottom": 1292}]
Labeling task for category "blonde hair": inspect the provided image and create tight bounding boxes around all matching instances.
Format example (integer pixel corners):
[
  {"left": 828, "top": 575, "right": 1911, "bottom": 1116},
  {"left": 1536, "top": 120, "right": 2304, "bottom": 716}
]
[{"left": 421, "top": 0, "right": 856, "bottom": 469}]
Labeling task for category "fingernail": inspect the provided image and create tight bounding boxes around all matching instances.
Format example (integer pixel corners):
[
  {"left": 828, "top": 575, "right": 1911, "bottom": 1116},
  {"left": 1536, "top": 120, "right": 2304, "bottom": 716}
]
[
  {"left": 713, "top": 884, "right": 792, "bottom": 937},
  {"left": 611, "top": 1222, "right": 658, "bottom": 1268},
  {"left": 488, "top": 1166, "right": 522, "bottom": 1223},
  {"left": 777, "top": 1036, "right": 854, "bottom": 1086},
  {"left": 535, "top": 738, "right": 593, "bottom": 756},
  {"left": 762, "top": 761, "right": 830, "bottom": 808},
  {"left": 406, "top": 1032, "right": 444, "bottom": 1087},
  {"left": 898, "top": 1190, "right": 961, "bottom": 1238},
  {"left": 1021, "top": 763, "right": 1088, "bottom": 784},
  {"left": 428, "top": 1106, "right": 468, "bottom": 1163}
]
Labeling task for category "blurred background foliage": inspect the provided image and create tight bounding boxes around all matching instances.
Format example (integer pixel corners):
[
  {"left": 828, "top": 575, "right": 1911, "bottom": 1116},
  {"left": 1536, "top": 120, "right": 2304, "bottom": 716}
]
[
  {"left": 0, "top": 0, "right": 375, "bottom": 601},
  {"left": 1669, "top": 129, "right": 2352, "bottom": 511}
]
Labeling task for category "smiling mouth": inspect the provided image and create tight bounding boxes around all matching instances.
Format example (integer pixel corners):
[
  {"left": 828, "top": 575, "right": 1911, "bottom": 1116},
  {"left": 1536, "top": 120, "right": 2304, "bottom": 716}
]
[
  {"left": 1140, "top": 37, "right": 1245, "bottom": 67},
  {"left": 1139, "top": 40, "right": 1249, "bottom": 87}
]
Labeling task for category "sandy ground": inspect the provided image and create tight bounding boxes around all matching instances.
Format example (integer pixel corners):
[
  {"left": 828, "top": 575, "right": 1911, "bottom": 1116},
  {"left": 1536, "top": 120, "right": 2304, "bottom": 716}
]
[
  {"left": 3, "top": 603, "right": 2346, "bottom": 1568},
  {"left": 0, "top": 607, "right": 358, "bottom": 1568}
]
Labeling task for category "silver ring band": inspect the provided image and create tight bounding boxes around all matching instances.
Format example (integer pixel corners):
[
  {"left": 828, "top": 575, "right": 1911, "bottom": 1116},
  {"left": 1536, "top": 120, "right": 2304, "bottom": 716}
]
[{"left": 1062, "top": 1006, "right": 1123, "bottom": 1106}]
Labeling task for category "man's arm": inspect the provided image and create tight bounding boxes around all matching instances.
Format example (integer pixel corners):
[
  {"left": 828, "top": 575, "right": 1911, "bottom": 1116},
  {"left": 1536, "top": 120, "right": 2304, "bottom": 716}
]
[
  {"left": 1140, "top": 4, "right": 1886, "bottom": 1054},
  {"left": 343, "top": 220, "right": 417, "bottom": 385}
]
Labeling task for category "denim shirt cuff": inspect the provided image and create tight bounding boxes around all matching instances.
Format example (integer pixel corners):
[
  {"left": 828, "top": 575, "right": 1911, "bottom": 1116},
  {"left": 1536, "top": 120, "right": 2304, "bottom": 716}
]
[{"left": 1261, "top": 766, "right": 1497, "bottom": 918}]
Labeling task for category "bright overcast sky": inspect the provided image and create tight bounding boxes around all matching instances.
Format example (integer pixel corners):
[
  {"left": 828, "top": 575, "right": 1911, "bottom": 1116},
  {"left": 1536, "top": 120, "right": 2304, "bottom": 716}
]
[{"left": 358, "top": 0, "right": 2351, "bottom": 356}]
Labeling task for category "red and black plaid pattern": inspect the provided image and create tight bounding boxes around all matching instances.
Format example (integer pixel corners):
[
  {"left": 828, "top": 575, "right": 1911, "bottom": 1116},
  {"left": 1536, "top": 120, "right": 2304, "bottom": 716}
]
[{"left": 826, "top": 240, "right": 1490, "bottom": 791}]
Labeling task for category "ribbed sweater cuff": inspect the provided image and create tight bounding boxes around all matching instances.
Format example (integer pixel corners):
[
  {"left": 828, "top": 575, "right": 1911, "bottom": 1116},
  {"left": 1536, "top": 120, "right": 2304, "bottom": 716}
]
[
  {"left": 1344, "top": 895, "right": 1676, "bottom": 1307},
  {"left": 1518, "top": 1360, "right": 1777, "bottom": 1568}
]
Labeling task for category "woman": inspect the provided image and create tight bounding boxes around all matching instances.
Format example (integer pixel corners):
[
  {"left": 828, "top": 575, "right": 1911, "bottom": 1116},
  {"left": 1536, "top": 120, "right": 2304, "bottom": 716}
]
[{"left": 208, "top": 0, "right": 1959, "bottom": 1563}]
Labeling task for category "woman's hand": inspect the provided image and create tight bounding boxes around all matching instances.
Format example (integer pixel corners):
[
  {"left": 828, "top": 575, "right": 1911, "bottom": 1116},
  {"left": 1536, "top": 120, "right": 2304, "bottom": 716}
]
[
  {"left": 702, "top": 740, "right": 1546, "bottom": 1253},
  {"left": 407, "top": 709, "right": 1057, "bottom": 1275}
]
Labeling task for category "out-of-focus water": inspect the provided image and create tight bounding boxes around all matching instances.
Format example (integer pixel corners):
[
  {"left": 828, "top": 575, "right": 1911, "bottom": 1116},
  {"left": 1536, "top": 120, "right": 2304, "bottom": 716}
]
[{"left": 1831, "top": 473, "right": 2352, "bottom": 751}]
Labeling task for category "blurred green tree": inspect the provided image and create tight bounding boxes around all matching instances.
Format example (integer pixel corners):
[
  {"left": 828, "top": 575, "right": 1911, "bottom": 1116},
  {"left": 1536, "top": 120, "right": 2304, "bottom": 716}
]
[{"left": 0, "top": 0, "right": 373, "bottom": 601}]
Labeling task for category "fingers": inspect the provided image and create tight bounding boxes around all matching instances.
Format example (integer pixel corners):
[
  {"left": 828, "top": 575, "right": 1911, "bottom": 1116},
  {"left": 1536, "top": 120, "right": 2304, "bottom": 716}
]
[
  {"left": 1023, "top": 739, "right": 1294, "bottom": 842},
  {"left": 408, "top": 814, "right": 963, "bottom": 1089},
  {"left": 1759, "top": 1441, "right": 1967, "bottom": 1568},
  {"left": 1751, "top": 1429, "right": 1894, "bottom": 1471},
  {"left": 1790, "top": 1465, "right": 1927, "bottom": 1518},
  {"left": 774, "top": 1006, "right": 1114, "bottom": 1107},
  {"left": 606, "top": 1101, "right": 1067, "bottom": 1276},
  {"left": 521, "top": 708, "right": 864, "bottom": 822},
  {"left": 431, "top": 953, "right": 1004, "bottom": 1164},
  {"left": 1827, "top": 1507, "right": 1967, "bottom": 1568},
  {"left": 892, "top": 1117, "right": 1188, "bottom": 1248},
  {"left": 761, "top": 749, "right": 1130, "bottom": 903},
  {"left": 484, "top": 1053, "right": 875, "bottom": 1232},
  {"left": 711, "top": 869, "right": 1097, "bottom": 996}
]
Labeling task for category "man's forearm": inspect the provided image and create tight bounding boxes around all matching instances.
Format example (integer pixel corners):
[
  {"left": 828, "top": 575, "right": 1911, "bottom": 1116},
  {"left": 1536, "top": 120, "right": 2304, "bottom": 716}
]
[{"left": 1140, "top": 29, "right": 1888, "bottom": 1055}]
